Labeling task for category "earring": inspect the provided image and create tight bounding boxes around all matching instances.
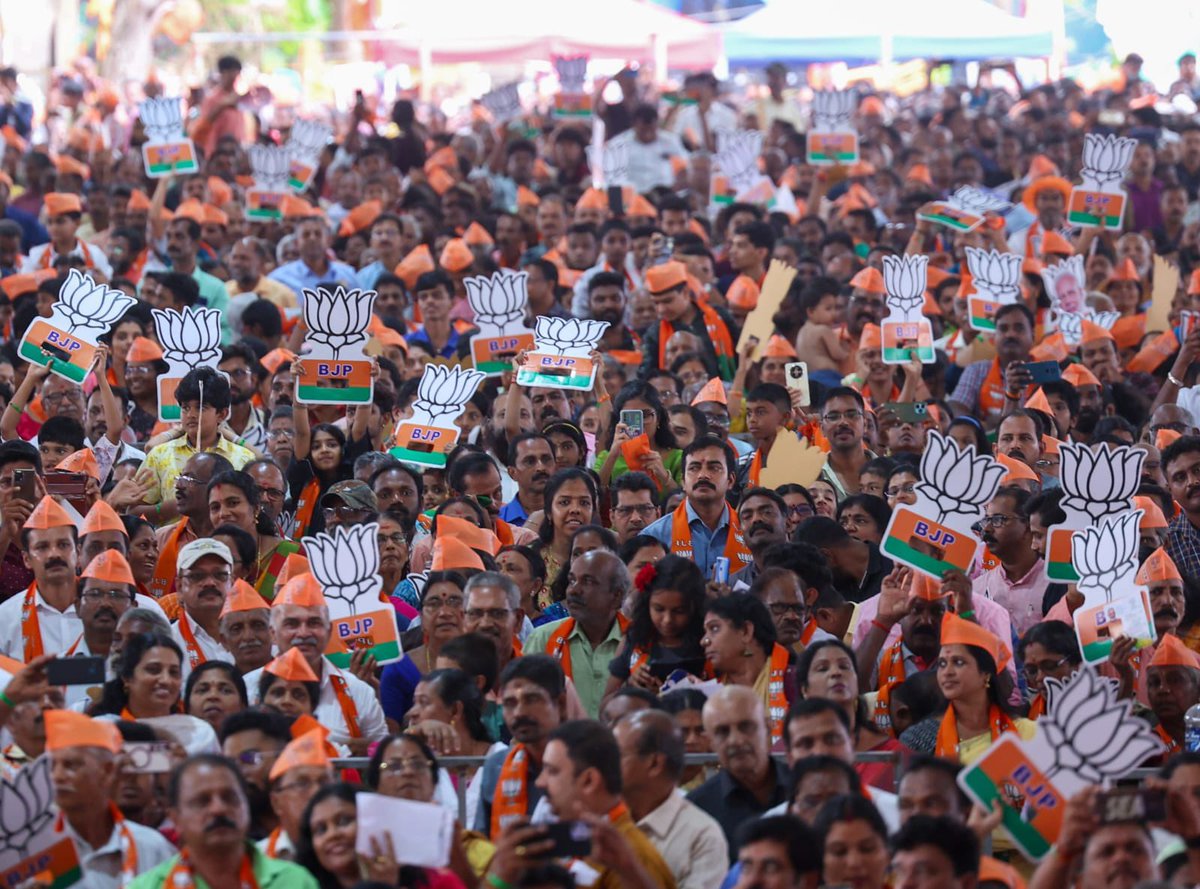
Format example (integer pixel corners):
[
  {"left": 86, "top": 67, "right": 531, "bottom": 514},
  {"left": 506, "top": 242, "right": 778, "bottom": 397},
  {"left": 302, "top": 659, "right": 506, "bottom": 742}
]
[
  {"left": 984, "top": 676, "right": 992, "bottom": 689},
  {"left": 743, "top": 647, "right": 754, "bottom": 657}
]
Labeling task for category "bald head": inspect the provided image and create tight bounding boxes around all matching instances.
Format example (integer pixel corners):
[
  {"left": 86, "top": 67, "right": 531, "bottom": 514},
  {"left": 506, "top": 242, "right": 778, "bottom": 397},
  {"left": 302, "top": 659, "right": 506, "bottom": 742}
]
[
  {"left": 702, "top": 686, "right": 770, "bottom": 784},
  {"left": 566, "top": 550, "right": 630, "bottom": 634},
  {"left": 620, "top": 709, "right": 686, "bottom": 779}
]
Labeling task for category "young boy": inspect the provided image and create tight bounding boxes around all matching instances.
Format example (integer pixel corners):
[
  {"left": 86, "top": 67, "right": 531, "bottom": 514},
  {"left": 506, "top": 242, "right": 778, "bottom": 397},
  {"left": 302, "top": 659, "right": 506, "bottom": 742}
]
[
  {"left": 24, "top": 192, "right": 113, "bottom": 278},
  {"left": 795, "top": 280, "right": 851, "bottom": 388},
  {"left": 737, "top": 383, "right": 793, "bottom": 490}
]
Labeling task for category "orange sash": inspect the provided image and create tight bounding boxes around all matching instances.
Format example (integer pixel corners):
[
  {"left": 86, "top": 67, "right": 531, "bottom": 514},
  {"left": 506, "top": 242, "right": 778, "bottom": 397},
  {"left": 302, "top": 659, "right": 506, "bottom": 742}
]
[
  {"left": 292, "top": 477, "right": 321, "bottom": 541},
  {"left": 764, "top": 642, "right": 790, "bottom": 745},
  {"left": 546, "top": 614, "right": 630, "bottom": 680},
  {"left": 799, "top": 619, "right": 818, "bottom": 647},
  {"left": 38, "top": 239, "right": 95, "bottom": 270},
  {"left": 872, "top": 640, "right": 908, "bottom": 734},
  {"left": 977, "top": 359, "right": 1008, "bottom": 419},
  {"left": 657, "top": 301, "right": 736, "bottom": 378},
  {"left": 165, "top": 849, "right": 259, "bottom": 889},
  {"left": 150, "top": 518, "right": 190, "bottom": 599},
  {"left": 495, "top": 520, "right": 515, "bottom": 548},
  {"left": 668, "top": 502, "right": 753, "bottom": 570},
  {"left": 748, "top": 448, "right": 764, "bottom": 486},
  {"left": 176, "top": 611, "right": 207, "bottom": 671},
  {"left": 491, "top": 743, "right": 533, "bottom": 839},
  {"left": 265, "top": 827, "right": 285, "bottom": 859},
  {"left": 1155, "top": 723, "right": 1181, "bottom": 756},
  {"left": 934, "top": 703, "right": 1018, "bottom": 760},
  {"left": 1028, "top": 694, "right": 1046, "bottom": 719},
  {"left": 20, "top": 583, "right": 43, "bottom": 663},
  {"left": 328, "top": 672, "right": 362, "bottom": 738},
  {"left": 56, "top": 804, "right": 137, "bottom": 884}
]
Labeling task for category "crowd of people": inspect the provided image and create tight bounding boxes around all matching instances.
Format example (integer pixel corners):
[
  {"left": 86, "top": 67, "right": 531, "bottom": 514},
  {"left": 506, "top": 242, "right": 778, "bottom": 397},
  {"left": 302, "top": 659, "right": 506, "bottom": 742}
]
[{"left": 5, "top": 43, "right": 1200, "bottom": 889}]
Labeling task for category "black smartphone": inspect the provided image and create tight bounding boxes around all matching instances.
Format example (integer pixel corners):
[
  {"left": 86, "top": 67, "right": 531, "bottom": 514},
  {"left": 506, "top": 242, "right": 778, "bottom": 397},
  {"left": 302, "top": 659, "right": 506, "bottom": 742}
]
[
  {"left": 648, "top": 655, "right": 707, "bottom": 681},
  {"left": 542, "top": 821, "right": 593, "bottom": 859},
  {"left": 607, "top": 185, "right": 625, "bottom": 219},
  {"left": 1095, "top": 786, "right": 1166, "bottom": 824},
  {"left": 12, "top": 467, "right": 35, "bottom": 503},
  {"left": 1022, "top": 361, "right": 1062, "bottom": 384},
  {"left": 47, "top": 656, "right": 106, "bottom": 687}
]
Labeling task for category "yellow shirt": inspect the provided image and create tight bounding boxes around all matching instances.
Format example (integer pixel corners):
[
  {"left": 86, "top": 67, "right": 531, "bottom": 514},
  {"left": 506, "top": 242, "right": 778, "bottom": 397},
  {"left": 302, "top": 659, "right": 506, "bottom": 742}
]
[
  {"left": 142, "top": 436, "right": 257, "bottom": 505},
  {"left": 227, "top": 276, "right": 298, "bottom": 310},
  {"left": 957, "top": 717, "right": 1038, "bottom": 766},
  {"left": 593, "top": 810, "right": 676, "bottom": 889}
]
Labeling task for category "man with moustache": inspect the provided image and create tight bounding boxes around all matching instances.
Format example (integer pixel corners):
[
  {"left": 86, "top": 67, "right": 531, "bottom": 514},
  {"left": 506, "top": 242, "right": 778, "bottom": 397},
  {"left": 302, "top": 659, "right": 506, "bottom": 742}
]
[
  {"left": 731, "top": 487, "right": 789, "bottom": 591},
  {"left": 817, "top": 388, "right": 874, "bottom": 499},
  {"left": 172, "top": 539, "right": 235, "bottom": 677},
  {"left": 219, "top": 710, "right": 292, "bottom": 845},
  {"left": 245, "top": 459, "right": 289, "bottom": 531},
  {"left": 149, "top": 451, "right": 234, "bottom": 599},
  {"left": 949, "top": 303, "right": 1036, "bottom": 429},
  {"left": 610, "top": 473, "right": 661, "bottom": 544},
  {"left": 463, "top": 571, "right": 524, "bottom": 671},
  {"left": 69, "top": 551, "right": 140, "bottom": 709},
  {"left": 1163, "top": 437, "right": 1200, "bottom": 590},
  {"left": 996, "top": 409, "right": 1045, "bottom": 471},
  {"left": 219, "top": 581, "right": 275, "bottom": 675},
  {"left": 590, "top": 273, "right": 641, "bottom": 355},
  {"left": 501, "top": 433, "right": 557, "bottom": 528},
  {"left": 0, "top": 657, "right": 64, "bottom": 776},
  {"left": 972, "top": 487, "right": 1046, "bottom": 637}
]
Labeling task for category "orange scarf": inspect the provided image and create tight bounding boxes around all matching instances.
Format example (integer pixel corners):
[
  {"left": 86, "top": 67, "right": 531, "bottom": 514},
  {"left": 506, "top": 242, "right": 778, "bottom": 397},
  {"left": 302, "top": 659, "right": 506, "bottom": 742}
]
[
  {"left": 150, "top": 518, "right": 190, "bottom": 600},
  {"left": 177, "top": 611, "right": 207, "bottom": 671},
  {"left": 872, "top": 640, "right": 909, "bottom": 735},
  {"left": 20, "top": 583, "right": 43, "bottom": 663},
  {"left": 546, "top": 614, "right": 631, "bottom": 679},
  {"left": 799, "top": 619, "right": 819, "bottom": 647},
  {"left": 934, "top": 703, "right": 1018, "bottom": 760},
  {"left": 491, "top": 743, "right": 533, "bottom": 839},
  {"left": 748, "top": 448, "right": 764, "bottom": 486},
  {"left": 292, "top": 478, "right": 321, "bottom": 541},
  {"left": 1028, "top": 694, "right": 1046, "bottom": 719},
  {"left": 265, "top": 827, "right": 285, "bottom": 859},
  {"left": 1155, "top": 724, "right": 1181, "bottom": 756},
  {"left": 763, "top": 642, "right": 790, "bottom": 745},
  {"left": 657, "top": 301, "right": 736, "bottom": 378},
  {"left": 38, "top": 239, "right": 94, "bottom": 270},
  {"left": 668, "top": 502, "right": 753, "bottom": 570},
  {"left": 495, "top": 520, "right": 516, "bottom": 548},
  {"left": 165, "top": 848, "right": 259, "bottom": 889},
  {"left": 328, "top": 672, "right": 362, "bottom": 738},
  {"left": 977, "top": 359, "right": 1008, "bottom": 419}
]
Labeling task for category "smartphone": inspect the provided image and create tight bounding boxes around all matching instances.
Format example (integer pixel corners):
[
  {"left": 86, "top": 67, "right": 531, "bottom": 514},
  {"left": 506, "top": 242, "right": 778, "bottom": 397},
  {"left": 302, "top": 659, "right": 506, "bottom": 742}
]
[
  {"left": 45, "top": 470, "right": 89, "bottom": 515},
  {"left": 12, "top": 468, "right": 35, "bottom": 504},
  {"left": 712, "top": 556, "right": 730, "bottom": 585},
  {"left": 784, "top": 361, "right": 810, "bottom": 407},
  {"left": 1022, "top": 360, "right": 1062, "bottom": 385},
  {"left": 542, "top": 821, "right": 593, "bottom": 859},
  {"left": 883, "top": 401, "right": 928, "bottom": 425},
  {"left": 649, "top": 656, "right": 708, "bottom": 682},
  {"left": 1095, "top": 787, "right": 1166, "bottom": 824},
  {"left": 1182, "top": 310, "right": 1200, "bottom": 341},
  {"left": 123, "top": 742, "right": 173, "bottom": 774},
  {"left": 46, "top": 656, "right": 106, "bottom": 687},
  {"left": 607, "top": 185, "right": 625, "bottom": 219},
  {"left": 620, "top": 409, "right": 644, "bottom": 438}
]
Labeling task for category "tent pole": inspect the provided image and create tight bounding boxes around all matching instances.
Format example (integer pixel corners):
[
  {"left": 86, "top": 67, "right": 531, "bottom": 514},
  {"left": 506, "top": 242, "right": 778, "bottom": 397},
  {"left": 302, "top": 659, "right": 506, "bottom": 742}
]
[
  {"left": 652, "top": 33, "right": 667, "bottom": 84},
  {"left": 419, "top": 41, "right": 432, "bottom": 103}
]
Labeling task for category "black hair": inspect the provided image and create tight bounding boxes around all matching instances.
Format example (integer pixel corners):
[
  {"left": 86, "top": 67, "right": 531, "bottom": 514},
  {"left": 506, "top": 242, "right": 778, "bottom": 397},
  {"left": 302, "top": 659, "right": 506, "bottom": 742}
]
[
  {"left": 617, "top": 533, "right": 668, "bottom": 567},
  {"left": 611, "top": 471, "right": 659, "bottom": 506},
  {"left": 90, "top": 631, "right": 183, "bottom": 716},
  {"left": 836, "top": 493, "right": 892, "bottom": 535},
  {"left": 1041, "top": 379, "right": 1080, "bottom": 418},
  {"left": 216, "top": 708, "right": 293, "bottom": 747},
  {"left": 947, "top": 416, "right": 991, "bottom": 454},
  {"left": 207, "top": 470, "right": 275, "bottom": 534},
  {"left": 795, "top": 515, "right": 852, "bottom": 548},
  {"left": 682, "top": 434, "right": 737, "bottom": 477},
  {"left": 258, "top": 668, "right": 321, "bottom": 714},
  {"left": 439, "top": 633, "right": 500, "bottom": 693},
  {"left": 365, "top": 733, "right": 440, "bottom": 790},
  {"left": 538, "top": 468, "right": 599, "bottom": 546},
  {"left": 860, "top": 456, "right": 896, "bottom": 482},
  {"left": 433, "top": 495, "right": 488, "bottom": 530},
  {"left": 1017, "top": 619, "right": 1082, "bottom": 665},
  {"left": 626, "top": 554, "right": 706, "bottom": 650},
  {"left": 782, "top": 698, "right": 852, "bottom": 747},
  {"left": 609, "top": 381, "right": 677, "bottom": 451},
  {"left": 210, "top": 523, "right": 258, "bottom": 571},
  {"left": 184, "top": 661, "right": 248, "bottom": 715},
  {"left": 659, "top": 687, "right": 708, "bottom": 715},
  {"left": 705, "top": 595, "right": 778, "bottom": 656},
  {"left": 994, "top": 302, "right": 1035, "bottom": 328},
  {"left": 414, "top": 269, "right": 453, "bottom": 294},
  {"left": 38, "top": 415, "right": 85, "bottom": 450},
  {"left": 734, "top": 219, "right": 776, "bottom": 254},
  {"left": 422, "top": 668, "right": 490, "bottom": 743},
  {"left": 447, "top": 451, "right": 499, "bottom": 495},
  {"left": 507, "top": 431, "right": 554, "bottom": 467},
  {"left": 498, "top": 653, "right": 565, "bottom": 699},
  {"left": 787, "top": 755, "right": 862, "bottom": 803},
  {"left": 370, "top": 460, "right": 424, "bottom": 507},
  {"left": 891, "top": 815, "right": 981, "bottom": 877},
  {"left": 158, "top": 271, "right": 201, "bottom": 307},
  {"left": 735, "top": 815, "right": 822, "bottom": 878},
  {"left": 821, "top": 385, "right": 866, "bottom": 411},
  {"left": 497, "top": 543, "right": 547, "bottom": 582},
  {"left": 167, "top": 753, "right": 248, "bottom": 808},
  {"left": 745, "top": 382, "right": 791, "bottom": 414},
  {"left": 588, "top": 270, "right": 625, "bottom": 294},
  {"left": 1162, "top": 435, "right": 1200, "bottom": 482},
  {"left": 176, "top": 366, "right": 231, "bottom": 411},
  {"left": 547, "top": 719, "right": 622, "bottom": 795},
  {"left": 891, "top": 672, "right": 945, "bottom": 730},
  {"left": 814, "top": 794, "right": 889, "bottom": 854}
]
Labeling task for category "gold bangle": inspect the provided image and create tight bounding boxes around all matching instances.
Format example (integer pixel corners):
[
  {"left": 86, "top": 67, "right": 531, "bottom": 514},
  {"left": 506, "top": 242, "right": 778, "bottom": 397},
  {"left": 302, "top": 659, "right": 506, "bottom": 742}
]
[{"left": 597, "top": 392, "right": 611, "bottom": 403}]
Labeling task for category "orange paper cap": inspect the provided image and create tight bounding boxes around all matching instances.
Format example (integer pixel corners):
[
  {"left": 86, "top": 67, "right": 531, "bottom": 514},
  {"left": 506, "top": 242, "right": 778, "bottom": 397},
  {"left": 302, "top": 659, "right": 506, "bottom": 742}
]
[
  {"left": 1189, "top": 269, "right": 1200, "bottom": 296},
  {"left": 1061, "top": 363, "right": 1100, "bottom": 388},
  {"left": 395, "top": 244, "right": 436, "bottom": 289},
  {"left": 173, "top": 199, "right": 205, "bottom": 223},
  {"left": 1040, "top": 229, "right": 1075, "bottom": 257},
  {"left": 911, "top": 572, "right": 947, "bottom": 600},
  {"left": 268, "top": 727, "right": 331, "bottom": 781},
  {"left": 1110, "top": 258, "right": 1140, "bottom": 282},
  {"left": 1028, "top": 155, "right": 1059, "bottom": 180},
  {"left": 220, "top": 579, "right": 271, "bottom": 617},
  {"left": 44, "top": 710, "right": 121, "bottom": 753},
  {"left": 127, "top": 336, "right": 164, "bottom": 363},
  {"left": 940, "top": 611, "right": 1010, "bottom": 670},
  {"left": 276, "top": 553, "right": 311, "bottom": 589},
  {"left": 1110, "top": 314, "right": 1145, "bottom": 350},
  {"left": 23, "top": 495, "right": 75, "bottom": 530},
  {"left": 56, "top": 447, "right": 100, "bottom": 482},
  {"left": 81, "top": 499, "right": 125, "bottom": 535},
  {"left": 926, "top": 266, "right": 951, "bottom": 290},
  {"left": 1134, "top": 496, "right": 1168, "bottom": 530},
  {"left": 1022, "top": 257, "right": 1045, "bottom": 276},
  {"left": 207, "top": 177, "right": 233, "bottom": 207},
  {"left": 435, "top": 514, "right": 501, "bottom": 555},
  {"left": 1024, "top": 388, "right": 1054, "bottom": 416},
  {"left": 691, "top": 377, "right": 728, "bottom": 406},
  {"left": 1023, "top": 176, "right": 1071, "bottom": 213},
  {"left": 338, "top": 200, "right": 383, "bottom": 238},
  {"left": 463, "top": 220, "right": 494, "bottom": 247},
  {"left": 80, "top": 550, "right": 136, "bottom": 586},
  {"left": 439, "top": 238, "right": 473, "bottom": 273},
  {"left": 576, "top": 188, "right": 608, "bottom": 210},
  {"left": 265, "top": 646, "right": 320, "bottom": 683},
  {"left": 859, "top": 323, "right": 882, "bottom": 351},
  {"left": 1150, "top": 633, "right": 1200, "bottom": 670},
  {"left": 273, "top": 572, "right": 326, "bottom": 609},
  {"left": 687, "top": 218, "right": 711, "bottom": 245},
  {"left": 1157, "top": 428, "right": 1183, "bottom": 450},
  {"left": 1137, "top": 546, "right": 1183, "bottom": 585},
  {"left": 997, "top": 452, "right": 1039, "bottom": 483},
  {"left": 260, "top": 347, "right": 297, "bottom": 376},
  {"left": 922, "top": 291, "right": 943, "bottom": 317},
  {"left": 906, "top": 164, "right": 933, "bottom": 186},
  {"left": 1042, "top": 435, "right": 1062, "bottom": 455},
  {"left": 977, "top": 856, "right": 1025, "bottom": 889},
  {"left": 645, "top": 261, "right": 689, "bottom": 295},
  {"left": 627, "top": 194, "right": 658, "bottom": 219},
  {"left": 859, "top": 96, "right": 885, "bottom": 116},
  {"left": 289, "top": 713, "right": 329, "bottom": 741},
  {"left": 53, "top": 156, "right": 90, "bottom": 179},
  {"left": 431, "top": 536, "right": 486, "bottom": 571},
  {"left": 127, "top": 189, "right": 152, "bottom": 212},
  {"left": 517, "top": 185, "right": 541, "bottom": 208},
  {"left": 850, "top": 266, "right": 886, "bottom": 295},
  {"left": 763, "top": 334, "right": 798, "bottom": 359},
  {"left": 1079, "top": 318, "right": 1115, "bottom": 345},
  {"left": 726, "top": 276, "right": 760, "bottom": 310},
  {"left": 44, "top": 192, "right": 82, "bottom": 217},
  {"left": 202, "top": 204, "right": 228, "bottom": 227}
]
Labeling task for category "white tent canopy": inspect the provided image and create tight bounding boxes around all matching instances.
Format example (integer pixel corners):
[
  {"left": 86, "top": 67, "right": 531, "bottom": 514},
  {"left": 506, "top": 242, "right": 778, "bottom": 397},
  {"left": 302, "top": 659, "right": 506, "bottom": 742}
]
[{"left": 722, "top": 0, "right": 1054, "bottom": 65}]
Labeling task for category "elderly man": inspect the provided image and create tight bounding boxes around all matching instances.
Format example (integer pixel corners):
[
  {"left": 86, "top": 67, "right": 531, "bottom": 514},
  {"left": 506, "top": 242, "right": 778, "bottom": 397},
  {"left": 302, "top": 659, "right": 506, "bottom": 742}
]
[
  {"left": 148, "top": 451, "right": 235, "bottom": 598},
  {"left": 127, "top": 754, "right": 319, "bottom": 889},
  {"left": 267, "top": 215, "right": 357, "bottom": 297},
  {"left": 243, "top": 573, "right": 387, "bottom": 752},
  {"left": 524, "top": 550, "right": 631, "bottom": 718},
  {"left": 68, "top": 551, "right": 140, "bottom": 708},
  {"left": 47, "top": 710, "right": 176, "bottom": 888},
  {"left": 464, "top": 571, "right": 525, "bottom": 670},
  {"left": 614, "top": 710, "right": 729, "bottom": 889},
  {"left": 172, "top": 538, "right": 235, "bottom": 676},
  {"left": 218, "top": 581, "right": 274, "bottom": 675}
]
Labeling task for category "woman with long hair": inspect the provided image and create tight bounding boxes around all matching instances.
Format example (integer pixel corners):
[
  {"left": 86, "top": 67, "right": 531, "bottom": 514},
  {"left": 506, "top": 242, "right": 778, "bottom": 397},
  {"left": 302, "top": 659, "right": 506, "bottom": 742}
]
[
  {"left": 287, "top": 398, "right": 372, "bottom": 538},
  {"left": 835, "top": 494, "right": 891, "bottom": 546},
  {"left": 183, "top": 660, "right": 247, "bottom": 731},
  {"left": 814, "top": 794, "right": 890, "bottom": 889},
  {"left": 208, "top": 470, "right": 301, "bottom": 600},
  {"left": 536, "top": 468, "right": 599, "bottom": 588},
  {"left": 595, "top": 381, "right": 681, "bottom": 490},
  {"left": 602, "top": 555, "right": 708, "bottom": 702}
]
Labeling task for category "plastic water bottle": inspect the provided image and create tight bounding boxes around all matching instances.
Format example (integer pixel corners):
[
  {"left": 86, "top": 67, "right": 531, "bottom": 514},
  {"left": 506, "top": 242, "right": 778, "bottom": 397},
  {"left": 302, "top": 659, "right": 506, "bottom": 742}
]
[{"left": 1185, "top": 702, "right": 1200, "bottom": 752}]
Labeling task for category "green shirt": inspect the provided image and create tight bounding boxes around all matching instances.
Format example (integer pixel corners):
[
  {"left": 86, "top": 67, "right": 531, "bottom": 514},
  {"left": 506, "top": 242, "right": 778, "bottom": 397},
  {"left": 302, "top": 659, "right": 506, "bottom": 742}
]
[
  {"left": 524, "top": 616, "right": 626, "bottom": 718},
  {"left": 128, "top": 845, "right": 319, "bottom": 889},
  {"left": 593, "top": 448, "right": 683, "bottom": 484},
  {"left": 193, "top": 268, "right": 233, "bottom": 344}
]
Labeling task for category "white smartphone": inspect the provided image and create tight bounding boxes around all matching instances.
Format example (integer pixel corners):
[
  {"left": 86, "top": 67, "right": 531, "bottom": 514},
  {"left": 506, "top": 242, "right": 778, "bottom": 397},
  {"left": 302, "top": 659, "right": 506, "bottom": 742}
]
[{"left": 785, "top": 362, "right": 810, "bottom": 407}]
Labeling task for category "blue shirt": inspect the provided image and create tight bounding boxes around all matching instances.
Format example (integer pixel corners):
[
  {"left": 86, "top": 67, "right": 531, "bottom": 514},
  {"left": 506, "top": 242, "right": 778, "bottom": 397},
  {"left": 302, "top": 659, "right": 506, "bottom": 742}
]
[
  {"left": 498, "top": 497, "right": 529, "bottom": 527},
  {"left": 355, "top": 259, "right": 388, "bottom": 290},
  {"left": 406, "top": 325, "right": 464, "bottom": 360},
  {"left": 3, "top": 205, "right": 48, "bottom": 253},
  {"left": 268, "top": 258, "right": 358, "bottom": 299},
  {"left": 641, "top": 499, "right": 735, "bottom": 580}
]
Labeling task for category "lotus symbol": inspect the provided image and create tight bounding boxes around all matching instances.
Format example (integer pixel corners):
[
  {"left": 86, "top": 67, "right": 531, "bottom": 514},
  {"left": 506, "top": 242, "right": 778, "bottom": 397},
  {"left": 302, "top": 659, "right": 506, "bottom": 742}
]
[
  {"left": 534, "top": 317, "right": 609, "bottom": 354},
  {"left": 52, "top": 269, "right": 137, "bottom": 339},
  {"left": 964, "top": 246, "right": 1021, "bottom": 302},
  {"left": 554, "top": 55, "right": 589, "bottom": 93},
  {"left": 883, "top": 253, "right": 928, "bottom": 317},
  {"left": 465, "top": 270, "right": 528, "bottom": 330},
  {"left": 1071, "top": 511, "right": 1141, "bottom": 600},
  {"left": 152, "top": 305, "right": 222, "bottom": 369},
  {"left": 138, "top": 97, "right": 184, "bottom": 142},
  {"left": 288, "top": 119, "right": 333, "bottom": 162},
  {"left": 249, "top": 145, "right": 290, "bottom": 191},
  {"left": 716, "top": 130, "right": 763, "bottom": 191},
  {"left": 1039, "top": 669, "right": 1161, "bottom": 784},
  {"left": 301, "top": 523, "right": 383, "bottom": 616},
  {"left": 0, "top": 755, "right": 55, "bottom": 859},
  {"left": 949, "top": 186, "right": 1010, "bottom": 216},
  {"left": 481, "top": 83, "right": 523, "bottom": 122},
  {"left": 813, "top": 89, "right": 855, "bottom": 130},
  {"left": 302, "top": 286, "right": 377, "bottom": 361},
  {"left": 413, "top": 364, "right": 486, "bottom": 425},
  {"left": 1058, "top": 442, "right": 1144, "bottom": 523},
  {"left": 915, "top": 432, "right": 1006, "bottom": 525},
  {"left": 1081, "top": 133, "right": 1137, "bottom": 187}
]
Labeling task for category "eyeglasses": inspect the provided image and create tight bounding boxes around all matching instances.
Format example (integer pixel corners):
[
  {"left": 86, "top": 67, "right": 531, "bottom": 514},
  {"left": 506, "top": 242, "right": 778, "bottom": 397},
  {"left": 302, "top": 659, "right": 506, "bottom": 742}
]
[
  {"left": 822, "top": 410, "right": 864, "bottom": 423},
  {"left": 423, "top": 596, "right": 464, "bottom": 612},
  {"left": 767, "top": 603, "right": 806, "bottom": 618},
  {"left": 182, "top": 570, "right": 232, "bottom": 585},
  {"left": 379, "top": 756, "right": 433, "bottom": 774},
  {"left": 176, "top": 473, "right": 203, "bottom": 488},
  {"left": 81, "top": 589, "right": 134, "bottom": 603},
  {"left": 379, "top": 533, "right": 407, "bottom": 547},
  {"left": 978, "top": 514, "right": 1021, "bottom": 528},
  {"left": 323, "top": 506, "right": 367, "bottom": 520},
  {"left": 225, "top": 368, "right": 255, "bottom": 380},
  {"left": 613, "top": 505, "right": 657, "bottom": 517},
  {"left": 42, "top": 391, "right": 83, "bottom": 405},
  {"left": 273, "top": 776, "right": 323, "bottom": 795},
  {"left": 257, "top": 486, "right": 286, "bottom": 500},
  {"left": 1024, "top": 655, "right": 1071, "bottom": 680},
  {"left": 124, "top": 365, "right": 155, "bottom": 376},
  {"left": 267, "top": 429, "right": 295, "bottom": 440},
  {"left": 1034, "top": 459, "right": 1059, "bottom": 470},
  {"left": 234, "top": 750, "right": 270, "bottom": 767},
  {"left": 787, "top": 504, "right": 813, "bottom": 517},
  {"left": 886, "top": 483, "right": 917, "bottom": 497},
  {"left": 466, "top": 608, "right": 511, "bottom": 621}
]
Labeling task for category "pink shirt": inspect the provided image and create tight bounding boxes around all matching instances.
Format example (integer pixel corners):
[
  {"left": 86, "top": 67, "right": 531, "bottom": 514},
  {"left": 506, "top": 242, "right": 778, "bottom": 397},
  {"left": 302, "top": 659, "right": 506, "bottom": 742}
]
[{"left": 972, "top": 558, "right": 1050, "bottom": 638}]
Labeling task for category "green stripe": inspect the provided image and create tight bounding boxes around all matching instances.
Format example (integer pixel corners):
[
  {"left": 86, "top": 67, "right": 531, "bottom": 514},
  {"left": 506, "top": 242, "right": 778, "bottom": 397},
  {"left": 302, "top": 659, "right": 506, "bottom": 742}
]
[
  {"left": 247, "top": 208, "right": 282, "bottom": 220},
  {"left": 389, "top": 446, "right": 448, "bottom": 469},
  {"left": 970, "top": 315, "right": 996, "bottom": 332},
  {"left": 515, "top": 369, "right": 593, "bottom": 390},
  {"left": 160, "top": 404, "right": 181, "bottom": 421},
  {"left": 1068, "top": 209, "right": 1121, "bottom": 227},
  {"left": 288, "top": 177, "right": 310, "bottom": 191},
  {"left": 922, "top": 212, "right": 975, "bottom": 232},
  {"left": 326, "top": 640, "right": 402, "bottom": 669},
  {"left": 474, "top": 360, "right": 510, "bottom": 376},
  {"left": 297, "top": 384, "right": 372, "bottom": 404},
  {"left": 881, "top": 537, "right": 959, "bottom": 579},
  {"left": 962, "top": 768, "right": 1051, "bottom": 859},
  {"left": 1046, "top": 558, "right": 1079, "bottom": 582},
  {"left": 808, "top": 151, "right": 857, "bottom": 163},
  {"left": 18, "top": 342, "right": 88, "bottom": 382},
  {"left": 883, "top": 345, "right": 935, "bottom": 363}
]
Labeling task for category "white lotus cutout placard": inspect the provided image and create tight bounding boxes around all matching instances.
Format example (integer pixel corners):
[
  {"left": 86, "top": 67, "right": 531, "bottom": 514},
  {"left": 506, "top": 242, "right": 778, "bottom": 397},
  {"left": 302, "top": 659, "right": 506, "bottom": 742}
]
[
  {"left": 516, "top": 317, "right": 610, "bottom": 392},
  {"left": 139, "top": 96, "right": 198, "bottom": 177},
  {"left": 964, "top": 246, "right": 1022, "bottom": 332},
  {"left": 296, "top": 286, "right": 377, "bottom": 405},
  {"left": 1045, "top": 441, "right": 1144, "bottom": 583},
  {"left": 959, "top": 668, "right": 1161, "bottom": 862},
  {"left": 881, "top": 431, "right": 1004, "bottom": 578},
  {"left": 881, "top": 253, "right": 934, "bottom": 364},
  {"left": 19, "top": 269, "right": 136, "bottom": 384},
  {"left": 480, "top": 82, "right": 523, "bottom": 123},
  {"left": 916, "top": 186, "right": 1011, "bottom": 234},
  {"left": 0, "top": 755, "right": 82, "bottom": 887},
  {"left": 466, "top": 270, "right": 536, "bottom": 376},
  {"left": 303, "top": 522, "right": 401, "bottom": 667},
  {"left": 807, "top": 89, "right": 858, "bottom": 165},
  {"left": 390, "top": 364, "right": 486, "bottom": 469},
  {"left": 1069, "top": 133, "right": 1137, "bottom": 230},
  {"left": 152, "top": 305, "right": 225, "bottom": 422},
  {"left": 287, "top": 119, "right": 333, "bottom": 192},
  {"left": 553, "top": 54, "right": 591, "bottom": 120},
  {"left": 246, "top": 144, "right": 290, "bottom": 220}
]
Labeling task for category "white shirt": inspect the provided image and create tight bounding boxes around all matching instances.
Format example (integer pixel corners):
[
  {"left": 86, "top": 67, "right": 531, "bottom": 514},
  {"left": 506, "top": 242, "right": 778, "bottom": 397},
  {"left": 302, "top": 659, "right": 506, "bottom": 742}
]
[
  {"left": 57, "top": 811, "right": 176, "bottom": 889},
  {"left": 60, "top": 635, "right": 105, "bottom": 712},
  {"left": 0, "top": 587, "right": 165, "bottom": 659},
  {"left": 606, "top": 128, "right": 687, "bottom": 193},
  {"left": 668, "top": 102, "right": 738, "bottom": 144},
  {"left": 637, "top": 790, "right": 728, "bottom": 889},
  {"left": 766, "top": 785, "right": 900, "bottom": 833},
  {"left": 171, "top": 611, "right": 234, "bottom": 680},
  {"left": 22, "top": 241, "right": 113, "bottom": 279},
  {"left": 245, "top": 659, "right": 388, "bottom": 746}
]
